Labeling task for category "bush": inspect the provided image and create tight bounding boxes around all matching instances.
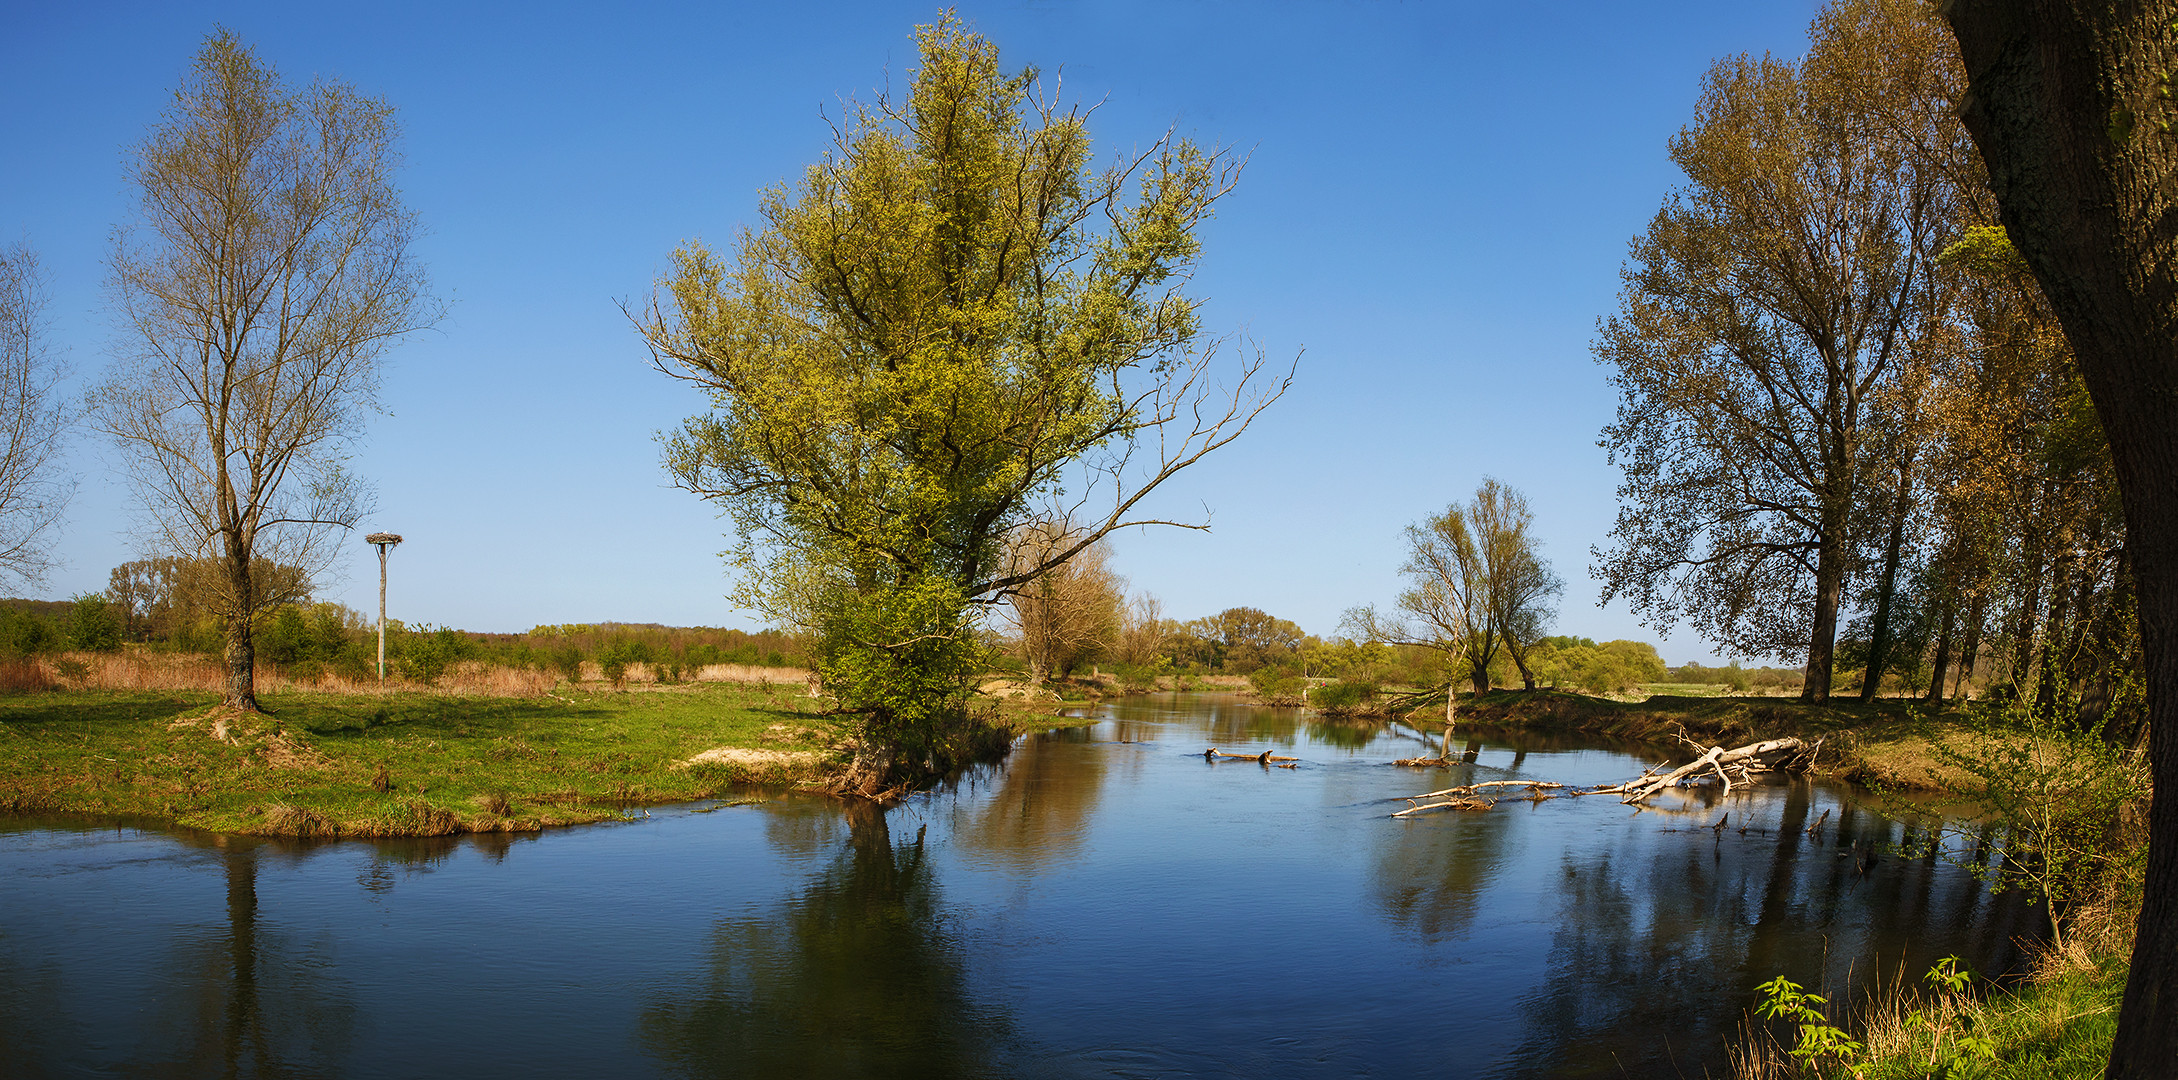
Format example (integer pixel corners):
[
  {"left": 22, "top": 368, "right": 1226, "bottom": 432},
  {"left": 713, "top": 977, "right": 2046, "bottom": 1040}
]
[
  {"left": 65, "top": 594, "right": 123, "bottom": 653},
  {"left": 598, "top": 643, "right": 632, "bottom": 688},
  {"left": 0, "top": 605, "right": 57, "bottom": 657},
  {"left": 1309, "top": 678, "right": 1378, "bottom": 715},
  {"left": 1247, "top": 665, "right": 1306, "bottom": 706},
  {"left": 548, "top": 643, "right": 584, "bottom": 685},
  {"left": 394, "top": 624, "right": 471, "bottom": 685}
]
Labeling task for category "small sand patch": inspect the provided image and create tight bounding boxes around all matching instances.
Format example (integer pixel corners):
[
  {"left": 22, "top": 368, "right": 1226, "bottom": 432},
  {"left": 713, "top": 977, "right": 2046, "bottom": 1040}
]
[{"left": 680, "top": 747, "right": 822, "bottom": 769}]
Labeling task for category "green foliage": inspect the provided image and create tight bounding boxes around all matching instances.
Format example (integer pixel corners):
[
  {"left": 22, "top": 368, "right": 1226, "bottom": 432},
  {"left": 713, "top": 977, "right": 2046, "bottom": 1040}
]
[
  {"left": 1910, "top": 699, "right": 2148, "bottom": 948},
  {"left": 1903, "top": 957, "right": 1999, "bottom": 1080},
  {"left": 52, "top": 657, "right": 89, "bottom": 684},
  {"left": 639, "top": 16, "right": 1267, "bottom": 785},
  {"left": 1669, "top": 660, "right": 1753, "bottom": 691},
  {"left": 1113, "top": 656, "right": 1169, "bottom": 694},
  {"left": 1754, "top": 975, "right": 1864, "bottom": 1071},
  {"left": 548, "top": 643, "right": 586, "bottom": 685},
  {"left": 815, "top": 575, "right": 991, "bottom": 764},
  {"left": 393, "top": 624, "right": 471, "bottom": 686},
  {"left": 64, "top": 593, "right": 122, "bottom": 653},
  {"left": 1309, "top": 678, "right": 1378, "bottom": 715},
  {"left": 1245, "top": 664, "right": 1305, "bottom": 705},
  {"left": 1527, "top": 637, "right": 1669, "bottom": 694},
  {"left": 0, "top": 604, "right": 56, "bottom": 657},
  {"left": 598, "top": 636, "right": 653, "bottom": 688}
]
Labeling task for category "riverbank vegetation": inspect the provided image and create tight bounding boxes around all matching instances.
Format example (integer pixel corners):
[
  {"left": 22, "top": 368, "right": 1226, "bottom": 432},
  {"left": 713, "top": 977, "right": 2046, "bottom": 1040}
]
[{"left": 0, "top": 683, "right": 853, "bottom": 836}]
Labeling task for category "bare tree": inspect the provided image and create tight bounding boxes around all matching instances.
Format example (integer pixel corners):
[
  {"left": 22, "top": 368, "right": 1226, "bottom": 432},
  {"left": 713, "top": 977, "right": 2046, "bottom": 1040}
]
[
  {"left": 95, "top": 31, "right": 437, "bottom": 712},
  {"left": 1476, "top": 480, "right": 1564, "bottom": 691},
  {"left": 1003, "top": 523, "right": 1124, "bottom": 686},
  {"left": 0, "top": 244, "right": 73, "bottom": 586}
]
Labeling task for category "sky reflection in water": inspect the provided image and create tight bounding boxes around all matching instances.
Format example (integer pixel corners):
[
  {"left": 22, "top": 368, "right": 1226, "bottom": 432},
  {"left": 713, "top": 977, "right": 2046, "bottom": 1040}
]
[{"left": 0, "top": 694, "right": 2043, "bottom": 1078}]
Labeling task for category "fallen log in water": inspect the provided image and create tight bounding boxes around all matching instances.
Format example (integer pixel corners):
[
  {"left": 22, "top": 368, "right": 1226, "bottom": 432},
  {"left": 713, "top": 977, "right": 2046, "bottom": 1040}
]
[
  {"left": 1392, "top": 779, "right": 1565, "bottom": 817},
  {"left": 1391, "top": 734, "right": 1819, "bottom": 818},
  {"left": 1202, "top": 748, "right": 1301, "bottom": 764},
  {"left": 1587, "top": 736, "right": 1818, "bottom": 804}
]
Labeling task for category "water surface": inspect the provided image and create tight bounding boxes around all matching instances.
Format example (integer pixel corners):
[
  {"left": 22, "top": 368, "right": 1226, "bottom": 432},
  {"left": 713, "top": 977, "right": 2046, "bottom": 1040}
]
[{"left": 0, "top": 693, "right": 2043, "bottom": 1078}]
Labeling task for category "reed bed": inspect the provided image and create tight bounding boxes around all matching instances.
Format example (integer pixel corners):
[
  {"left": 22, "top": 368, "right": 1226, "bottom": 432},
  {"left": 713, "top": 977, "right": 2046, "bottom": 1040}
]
[{"left": 20, "top": 650, "right": 816, "bottom": 698}]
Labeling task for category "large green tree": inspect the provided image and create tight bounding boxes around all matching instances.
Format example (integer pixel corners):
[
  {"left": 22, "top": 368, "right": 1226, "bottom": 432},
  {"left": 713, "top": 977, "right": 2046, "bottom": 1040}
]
[
  {"left": 1593, "top": 0, "right": 1962, "bottom": 702},
  {"left": 1940, "top": 3, "right": 2178, "bottom": 1073},
  {"left": 638, "top": 18, "right": 1285, "bottom": 792}
]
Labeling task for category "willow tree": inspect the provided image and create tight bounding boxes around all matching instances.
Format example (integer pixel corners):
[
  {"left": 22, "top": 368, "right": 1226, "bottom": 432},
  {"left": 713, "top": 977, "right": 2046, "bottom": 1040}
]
[
  {"left": 1346, "top": 479, "right": 1558, "bottom": 702},
  {"left": 639, "top": 18, "right": 1285, "bottom": 793},
  {"left": 97, "top": 31, "right": 435, "bottom": 713},
  {"left": 1593, "top": 0, "right": 1961, "bottom": 701}
]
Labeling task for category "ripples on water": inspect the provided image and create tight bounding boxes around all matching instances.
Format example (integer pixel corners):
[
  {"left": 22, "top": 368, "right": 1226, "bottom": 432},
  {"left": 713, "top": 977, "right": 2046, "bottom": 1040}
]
[{"left": 0, "top": 693, "right": 2044, "bottom": 1078}]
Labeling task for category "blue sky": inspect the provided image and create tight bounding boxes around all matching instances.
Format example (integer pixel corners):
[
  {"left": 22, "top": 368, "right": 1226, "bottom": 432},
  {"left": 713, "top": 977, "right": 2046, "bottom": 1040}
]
[{"left": 1, "top": 1, "right": 1822, "bottom": 663}]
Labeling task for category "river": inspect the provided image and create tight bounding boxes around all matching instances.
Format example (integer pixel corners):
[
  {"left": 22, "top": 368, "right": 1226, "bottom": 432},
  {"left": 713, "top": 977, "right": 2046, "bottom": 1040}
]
[{"left": 0, "top": 692, "right": 2043, "bottom": 1078}]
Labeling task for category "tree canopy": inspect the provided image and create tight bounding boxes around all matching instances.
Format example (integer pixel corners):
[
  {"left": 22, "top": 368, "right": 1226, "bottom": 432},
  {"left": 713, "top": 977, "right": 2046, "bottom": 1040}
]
[{"left": 638, "top": 16, "right": 1286, "bottom": 790}]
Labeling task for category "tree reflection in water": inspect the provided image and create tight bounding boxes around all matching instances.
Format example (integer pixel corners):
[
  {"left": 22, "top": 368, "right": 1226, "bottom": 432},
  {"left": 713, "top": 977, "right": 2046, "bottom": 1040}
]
[
  {"left": 953, "top": 726, "right": 1109, "bottom": 872},
  {"left": 140, "top": 835, "right": 357, "bottom": 1077},
  {"left": 642, "top": 800, "right": 1011, "bottom": 1079},
  {"left": 1495, "top": 784, "right": 2046, "bottom": 1079}
]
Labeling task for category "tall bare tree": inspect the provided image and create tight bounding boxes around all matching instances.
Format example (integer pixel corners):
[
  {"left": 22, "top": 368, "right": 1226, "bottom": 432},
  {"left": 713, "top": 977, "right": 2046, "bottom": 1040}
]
[
  {"left": 1477, "top": 480, "right": 1564, "bottom": 690},
  {"left": 0, "top": 244, "right": 73, "bottom": 586},
  {"left": 1941, "top": 3, "right": 2178, "bottom": 1071},
  {"left": 95, "top": 31, "right": 436, "bottom": 712},
  {"left": 1003, "top": 523, "right": 1123, "bottom": 686},
  {"left": 1594, "top": 0, "right": 1963, "bottom": 702}
]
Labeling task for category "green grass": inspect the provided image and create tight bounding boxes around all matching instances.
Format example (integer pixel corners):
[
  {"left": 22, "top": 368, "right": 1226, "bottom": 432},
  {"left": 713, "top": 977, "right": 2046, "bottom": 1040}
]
[
  {"left": 0, "top": 683, "right": 854, "bottom": 836},
  {"left": 1741, "top": 953, "right": 2126, "bottom": 1079}
]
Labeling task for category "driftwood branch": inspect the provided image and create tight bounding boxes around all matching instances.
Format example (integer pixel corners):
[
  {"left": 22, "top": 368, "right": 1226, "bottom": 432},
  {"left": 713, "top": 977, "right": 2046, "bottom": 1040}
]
[
  {"left": 1586, "top": 736, "right": 1816, "bottom": 804},
  {"left": 1391, "top": 735, "right": 1818, "bottom": 818}
]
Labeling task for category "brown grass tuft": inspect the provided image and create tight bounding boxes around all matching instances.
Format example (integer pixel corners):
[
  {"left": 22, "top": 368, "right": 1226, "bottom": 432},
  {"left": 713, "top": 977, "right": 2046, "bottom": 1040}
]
[
  {"left": 262, "top": 803, "right": 338, "bottom": 837},
  {"left": 0, "top": 658, "right": 53, "bottom": 693},
  {"left": 471, "top": 791, "right": 512, "bottom": 816}
]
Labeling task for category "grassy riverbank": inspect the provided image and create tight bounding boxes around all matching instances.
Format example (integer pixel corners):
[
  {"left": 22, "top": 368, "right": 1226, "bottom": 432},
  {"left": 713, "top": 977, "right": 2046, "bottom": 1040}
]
[{"left": 0, "top": 683, "right": 861, "bottom": 836}]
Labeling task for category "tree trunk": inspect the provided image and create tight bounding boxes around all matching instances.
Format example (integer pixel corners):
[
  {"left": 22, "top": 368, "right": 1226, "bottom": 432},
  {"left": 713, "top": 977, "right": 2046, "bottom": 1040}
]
[
  {"left": 1943, "top": 5, "right": 2178, "bottom": 1072},
  {"left": 2011, "top": 527, "right": 2046, "bottom": 698},
  {"left": 1861, "top": 478, "right": 1914, "bottom": 702},
  {"left": 221, "top": 546, "right": 260, "bottom": 713},
  {"left": 1957, "top": 589, "right": 1987, "bottom": 700},
  {"left": 1926, "top": 595, "right": 1957, "bottom": 705},
  {"left": 1508, "top": 643, "right": 1537, "bottom": 691},
  {"left": 1802, "top": 524, "right": 1849, "bottom": 704}
]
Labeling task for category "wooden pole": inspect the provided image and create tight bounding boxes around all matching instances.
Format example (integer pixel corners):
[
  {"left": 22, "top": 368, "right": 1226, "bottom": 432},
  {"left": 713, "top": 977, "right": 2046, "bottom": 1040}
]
[{"left": 365, "top": 533, "right": 402, "bottom": 689}]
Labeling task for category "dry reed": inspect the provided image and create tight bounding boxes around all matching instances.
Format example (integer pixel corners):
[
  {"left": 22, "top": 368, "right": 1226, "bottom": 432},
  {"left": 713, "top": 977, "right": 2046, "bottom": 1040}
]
[{"left": 4, "top": 649, "right": 814, "bottom": 699}]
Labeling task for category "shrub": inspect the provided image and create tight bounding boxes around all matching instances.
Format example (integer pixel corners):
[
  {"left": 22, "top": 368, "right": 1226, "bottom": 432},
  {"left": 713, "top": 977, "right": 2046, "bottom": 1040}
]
[
  {"left": 1310, "top": 678, "right": 1378, "bottom": 715},
  {"left": 394, "top": 624, "right": 471, "bottom": 686},
  {"left": 548, "top": 643, "right": 584, "bottom": 685},
  {"left": 1247, "top": 665, "right": 1306, "bottom": 706},
  {"left": 65, "top": 594, "right": 123, "bottom": 653}
]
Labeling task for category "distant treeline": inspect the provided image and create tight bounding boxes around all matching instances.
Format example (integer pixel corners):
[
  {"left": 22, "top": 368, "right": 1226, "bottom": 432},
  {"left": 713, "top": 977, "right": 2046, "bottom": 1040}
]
[{"left": 0, "top": 556, "right": 811, "bottom": 686}]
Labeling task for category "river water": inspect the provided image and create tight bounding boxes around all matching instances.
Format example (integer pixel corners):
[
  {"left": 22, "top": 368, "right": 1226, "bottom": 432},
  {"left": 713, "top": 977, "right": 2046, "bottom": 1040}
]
[{"left": 0, "top": 693, "right": 2043, "bottom": 1079}]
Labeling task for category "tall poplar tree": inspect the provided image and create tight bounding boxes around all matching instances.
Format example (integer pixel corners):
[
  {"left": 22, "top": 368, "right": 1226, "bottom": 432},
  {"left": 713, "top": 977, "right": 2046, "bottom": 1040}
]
[
  {"left": 1593, "top": 0, "right": 1961, "bottom": 701},
  {"left": 98, "top": 31, "right": 435, "bottom": 713}
]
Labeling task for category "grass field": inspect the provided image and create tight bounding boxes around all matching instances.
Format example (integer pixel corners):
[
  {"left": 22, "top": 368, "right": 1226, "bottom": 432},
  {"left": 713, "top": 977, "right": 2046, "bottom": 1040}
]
[{"left": 0, "top": 682, "right": 857, "bottom": 836}]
